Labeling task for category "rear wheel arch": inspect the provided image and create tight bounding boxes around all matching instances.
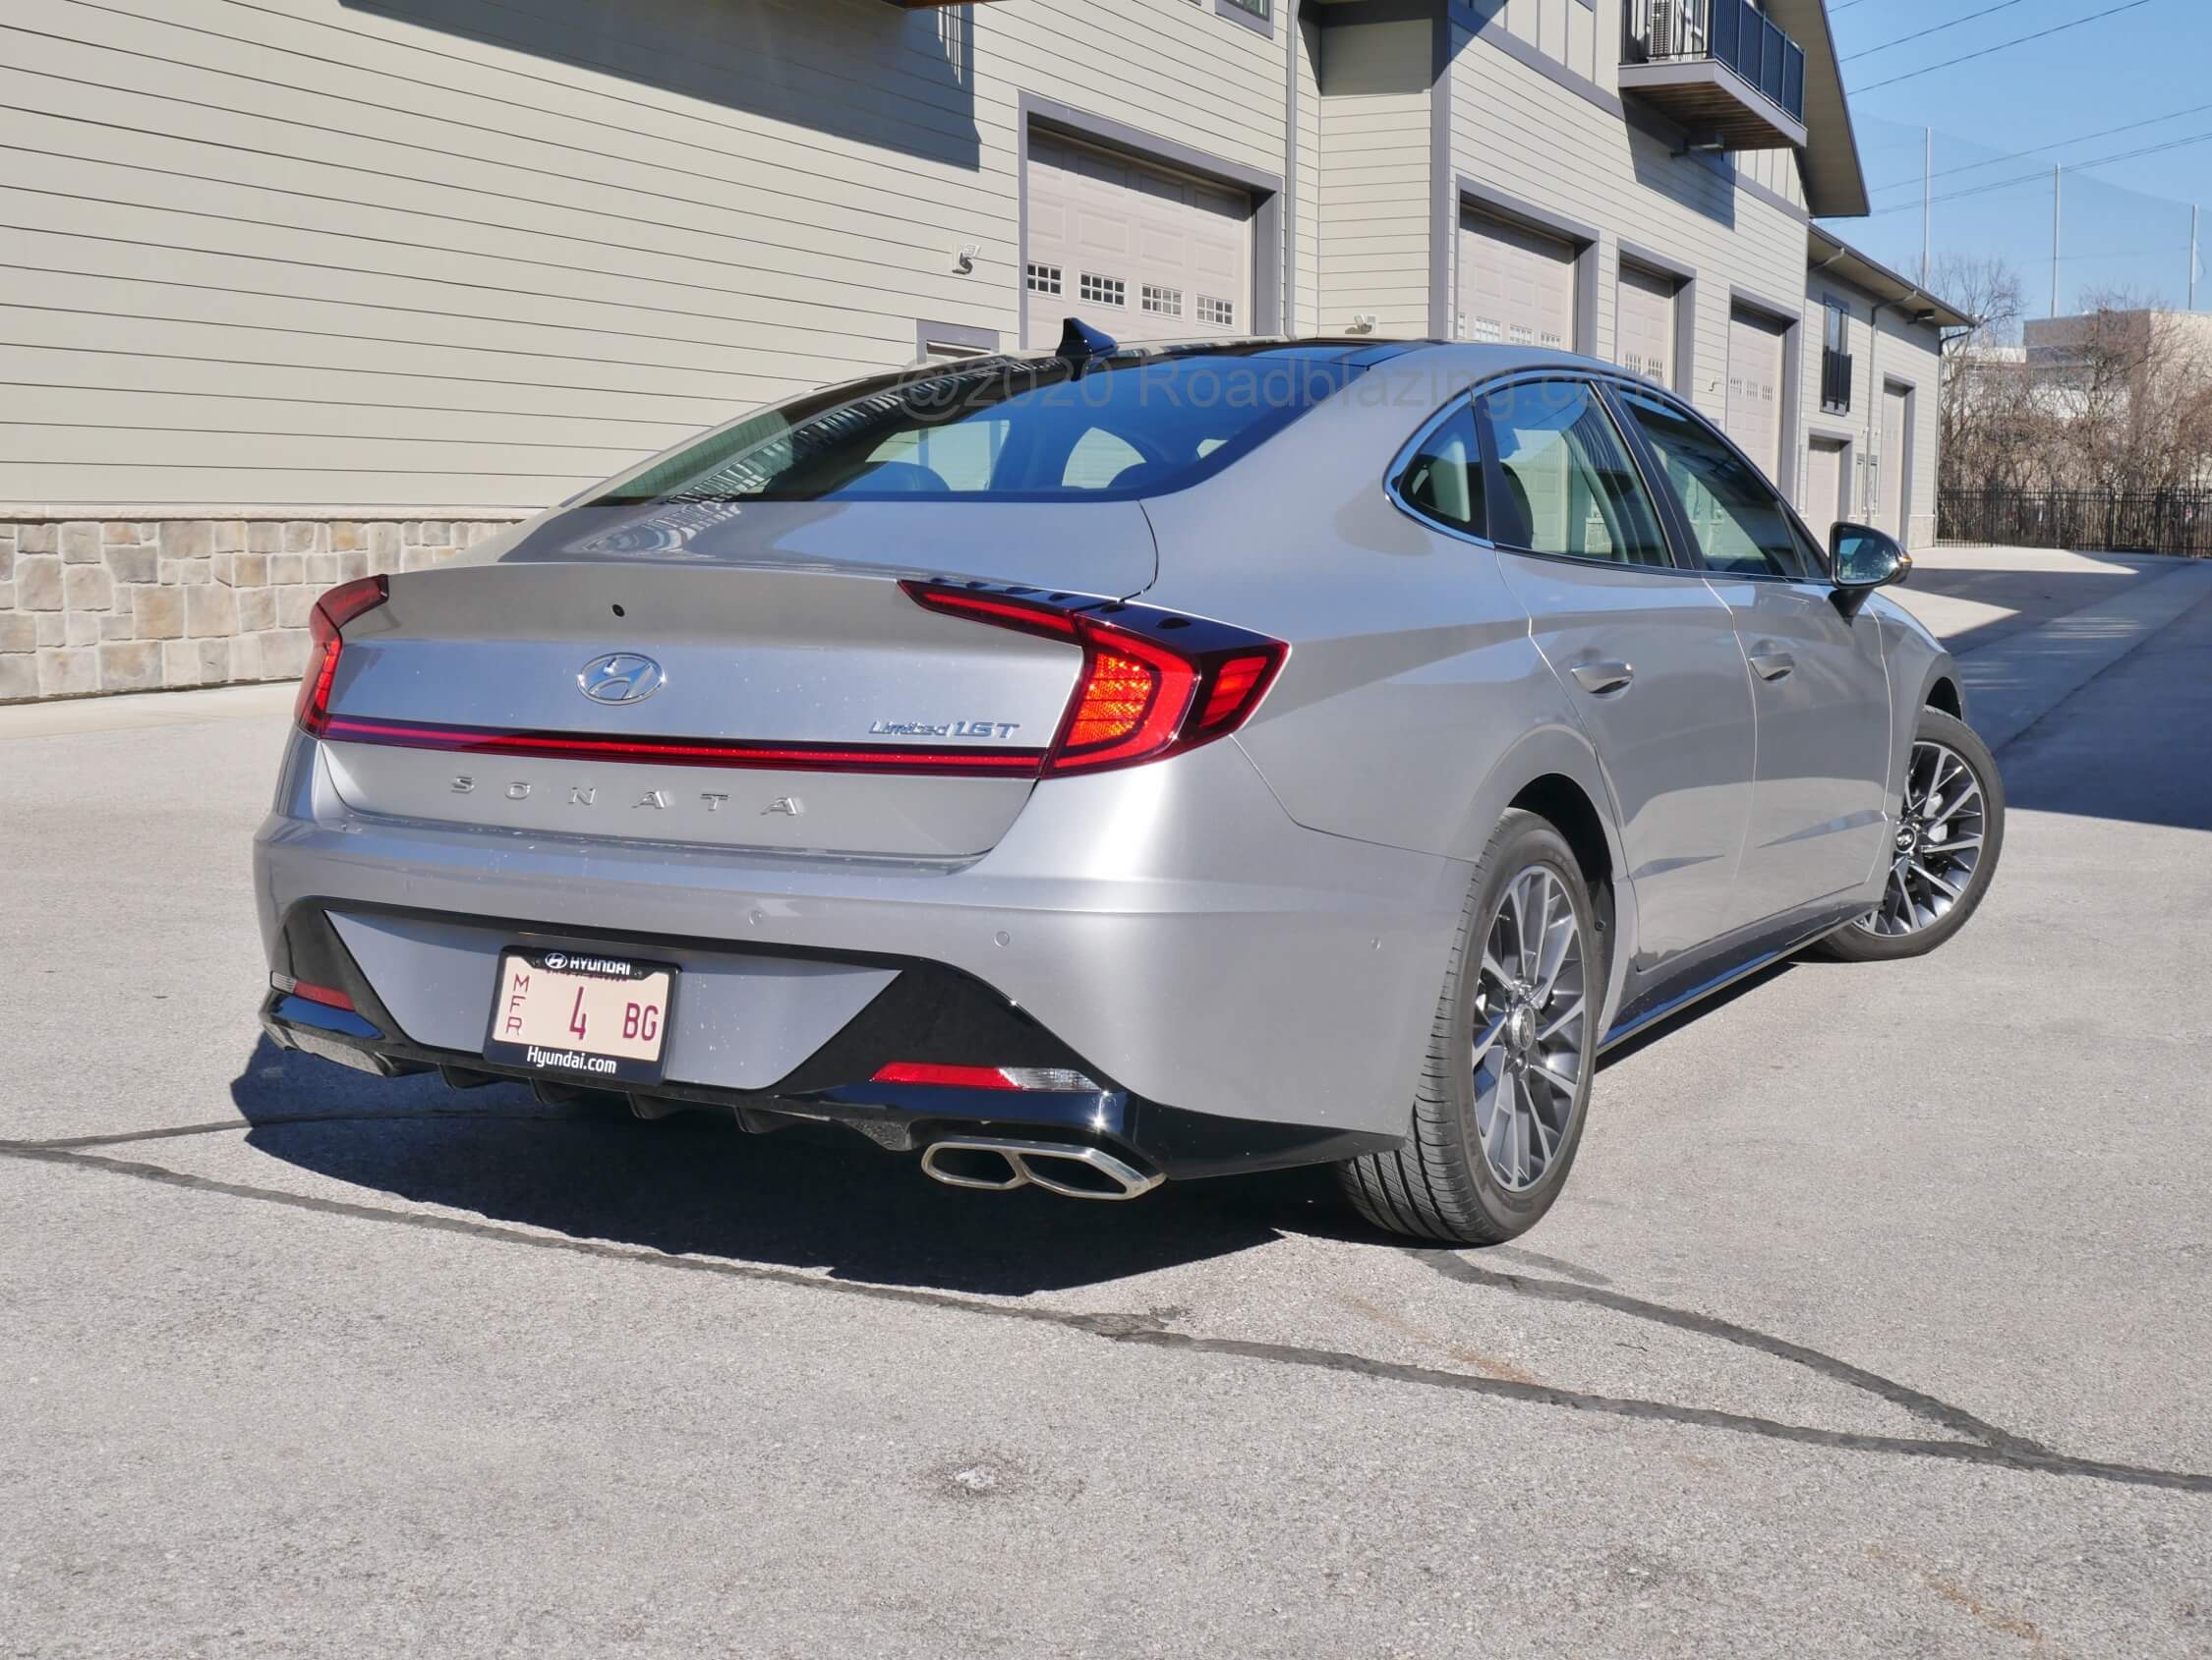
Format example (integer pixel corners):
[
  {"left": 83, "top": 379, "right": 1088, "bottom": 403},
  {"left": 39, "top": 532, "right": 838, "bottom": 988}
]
[
  {"left": 1926, "top": 675, "right": 1962, "bottom": 718},
  {"left": 1508, "top": 773, "right": 1612, "bottom": 897},
  {"left": 1506, "top": 773, "right": 1618, "bottom": 997}
]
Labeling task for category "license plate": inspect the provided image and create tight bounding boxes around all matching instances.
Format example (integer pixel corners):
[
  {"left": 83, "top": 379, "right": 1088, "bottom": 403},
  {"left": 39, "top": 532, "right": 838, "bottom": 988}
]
[{"left": 483, "top": 948, "right": 675, "bottom": 1086}]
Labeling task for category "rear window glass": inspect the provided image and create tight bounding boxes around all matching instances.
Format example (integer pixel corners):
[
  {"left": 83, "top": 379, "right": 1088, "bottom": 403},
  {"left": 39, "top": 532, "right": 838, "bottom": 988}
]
[{"left": 590, "top": 348, "right": 1364, "bottom": 505}]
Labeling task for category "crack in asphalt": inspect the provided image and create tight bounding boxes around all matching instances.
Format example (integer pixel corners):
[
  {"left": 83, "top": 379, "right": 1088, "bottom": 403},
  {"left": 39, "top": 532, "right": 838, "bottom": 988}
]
[
  {"left": 6, "top": 1131, "right": 2210, "bottom": 1497},
  {"left": 1412, "top": 1249, "right": 2051, "bottom": 1457}
]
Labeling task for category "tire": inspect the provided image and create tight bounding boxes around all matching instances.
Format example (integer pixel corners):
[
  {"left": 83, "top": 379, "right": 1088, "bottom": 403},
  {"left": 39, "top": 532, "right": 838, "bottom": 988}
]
[
  {"left": 1815, "top": 707, "right": 2006, "bottom": 964},
  {"left": 1338, "top": 809, "right": 1600, "bottom": 1245}
]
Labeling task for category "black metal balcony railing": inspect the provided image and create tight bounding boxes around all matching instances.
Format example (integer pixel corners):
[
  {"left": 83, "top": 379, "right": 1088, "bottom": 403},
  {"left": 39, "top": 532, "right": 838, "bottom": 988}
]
[
  {"left": 1821, "top": 348, "right": 1853, "bottom": 415},
  {"left": 1624, "top": 0, "right": 1807, "bottom": 125}
]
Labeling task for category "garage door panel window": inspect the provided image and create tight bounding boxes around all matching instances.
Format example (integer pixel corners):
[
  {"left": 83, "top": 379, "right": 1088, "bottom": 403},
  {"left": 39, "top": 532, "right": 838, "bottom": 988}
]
[
  {"left": 1143, "top": 284, "right": 1184, "bottom": 318},
  {"left": 1394, "top": 403, "right": 1488, "bottom": 538},
  {"left": 1080, "top": 273, "right": 1126, "bottom": 308},
  {"left": 1026, "top": 262, "right": 1062, "bottom": 296},
  {"left": 1617, "top": 387, "right": 1812, "bottom": 581},
  {"left": 1198, "top": 296, "right": 1236, "bottom": 328},
  {"left": 1476, "top": 380, "right": 1670, "bottom": 568}
]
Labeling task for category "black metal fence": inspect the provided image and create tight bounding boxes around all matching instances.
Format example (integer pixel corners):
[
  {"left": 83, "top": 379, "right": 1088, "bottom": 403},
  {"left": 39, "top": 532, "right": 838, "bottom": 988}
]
[{"left": 1938, "top": 489, "right": 2212, "bottom": 558}]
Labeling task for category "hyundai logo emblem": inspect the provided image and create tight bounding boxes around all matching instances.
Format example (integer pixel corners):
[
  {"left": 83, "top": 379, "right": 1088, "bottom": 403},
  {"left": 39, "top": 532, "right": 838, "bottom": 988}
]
[{"left": 577, "top": 653, "right": 666, "bottom": 706}]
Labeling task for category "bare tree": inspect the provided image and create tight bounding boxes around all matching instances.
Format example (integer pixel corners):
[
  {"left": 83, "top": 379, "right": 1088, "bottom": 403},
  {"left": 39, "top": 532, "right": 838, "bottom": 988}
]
[
  {"left": 2048, "top": 288, "right": 2212, "bottom": 494},
  {"left": 1932, "top": 255, "right": 2043, "bottom": 494}
]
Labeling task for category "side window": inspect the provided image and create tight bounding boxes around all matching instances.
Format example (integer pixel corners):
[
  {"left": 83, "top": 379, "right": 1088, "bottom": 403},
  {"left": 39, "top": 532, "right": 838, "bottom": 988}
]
[
  {"left": 1394, "top": 403, "right": 1487, "bottom": 537},
  {"left": 1474, "top": 379, "right": 1671, "bottom": 567},
  {"left": 1615, "top": 387, "right": 1810, "bottom": 579}
]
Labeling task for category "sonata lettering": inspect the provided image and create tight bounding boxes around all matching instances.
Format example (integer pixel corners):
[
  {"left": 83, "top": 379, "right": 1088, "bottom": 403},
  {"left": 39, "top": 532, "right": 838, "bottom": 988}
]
[{"left": 450, "top": 779, "right": 804, "bottom": 821}]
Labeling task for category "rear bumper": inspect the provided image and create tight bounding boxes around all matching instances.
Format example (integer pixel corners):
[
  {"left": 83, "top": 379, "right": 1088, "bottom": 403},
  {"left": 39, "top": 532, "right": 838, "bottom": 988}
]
[
  {"left": 253, "top": 731, "right": 1468, "bottom": 1160},
  {"left": 259, "top": 926, "right": 1398, "bottom": 1180}
]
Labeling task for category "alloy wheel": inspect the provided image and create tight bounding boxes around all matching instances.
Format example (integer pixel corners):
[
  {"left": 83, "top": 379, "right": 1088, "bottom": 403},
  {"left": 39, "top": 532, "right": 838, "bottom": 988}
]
[
  {"left": 1471, "top": 866, "right": 1589, "bottom": 1192},
  {"left": 1856, "top": 739, "right": 1988, "bottom": 938}
]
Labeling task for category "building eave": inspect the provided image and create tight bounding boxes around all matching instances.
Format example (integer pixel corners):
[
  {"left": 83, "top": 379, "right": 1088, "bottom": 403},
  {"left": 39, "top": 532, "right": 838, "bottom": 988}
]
[
  {"left": 1809, "top": 225, "right": 1975, "bottom": 330},
  {"left": 1765, "top": 0, "right": 1869, "bottom": 218}
]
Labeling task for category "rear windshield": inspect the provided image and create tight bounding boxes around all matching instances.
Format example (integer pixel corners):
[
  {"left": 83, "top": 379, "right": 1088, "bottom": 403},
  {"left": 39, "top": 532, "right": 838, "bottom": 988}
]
[{"left": 591, "top": 346, "right": 1365, "bottom": 505}]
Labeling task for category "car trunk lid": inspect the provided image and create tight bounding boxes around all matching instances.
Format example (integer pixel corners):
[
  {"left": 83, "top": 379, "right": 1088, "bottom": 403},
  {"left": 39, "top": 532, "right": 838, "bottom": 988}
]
[{"left": 314, "top": 500, "right": 1157, "bottom": 859}]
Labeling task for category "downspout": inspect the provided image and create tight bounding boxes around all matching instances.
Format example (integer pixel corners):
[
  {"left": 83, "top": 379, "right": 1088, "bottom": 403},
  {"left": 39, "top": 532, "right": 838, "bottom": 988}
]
[
  {"left": 1865, "top": 299, "right": 1887, "bottom": 524},
  {"left": 1284, "top": 0, "right": 1297, "bottom": 335}
]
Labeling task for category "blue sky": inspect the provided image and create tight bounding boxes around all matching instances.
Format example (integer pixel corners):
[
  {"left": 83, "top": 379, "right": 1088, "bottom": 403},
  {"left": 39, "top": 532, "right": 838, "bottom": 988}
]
[{"left": 1821, "top": 0, "right": 2209, "bottom": 318}]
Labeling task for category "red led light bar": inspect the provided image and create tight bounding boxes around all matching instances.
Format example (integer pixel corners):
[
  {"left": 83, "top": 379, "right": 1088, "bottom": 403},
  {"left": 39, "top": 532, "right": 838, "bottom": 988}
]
[{"left": 309, "top": 715, "right": 1046, "bottom": 775}]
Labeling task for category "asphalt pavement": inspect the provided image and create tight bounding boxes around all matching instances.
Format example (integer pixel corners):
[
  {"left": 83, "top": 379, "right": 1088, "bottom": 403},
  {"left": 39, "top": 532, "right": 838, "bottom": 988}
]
[{"left": 4, "top": 547, "right": 2210, "bottom": 1658}]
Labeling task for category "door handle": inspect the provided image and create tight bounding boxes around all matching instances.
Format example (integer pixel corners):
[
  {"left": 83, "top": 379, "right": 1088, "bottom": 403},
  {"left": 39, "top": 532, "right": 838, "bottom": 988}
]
[
  {"left": 1571, "top": 660, "right": 1635, "bottom": 697},
  {"left": 1748, "top": 648, "right": 1796, "bottom": 682}
]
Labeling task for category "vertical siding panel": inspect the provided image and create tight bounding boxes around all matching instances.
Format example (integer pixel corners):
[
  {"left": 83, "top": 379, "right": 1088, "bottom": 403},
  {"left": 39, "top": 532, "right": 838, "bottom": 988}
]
[{"left": 1315, "top": 20, "right": 1432, "bottom": 338}]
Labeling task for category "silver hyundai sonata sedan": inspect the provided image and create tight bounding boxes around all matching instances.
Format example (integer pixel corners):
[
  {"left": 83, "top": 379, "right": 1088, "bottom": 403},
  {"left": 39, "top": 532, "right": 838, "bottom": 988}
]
[{"left": 254, "top": 328, "right": 2003, "bottom": 1243}]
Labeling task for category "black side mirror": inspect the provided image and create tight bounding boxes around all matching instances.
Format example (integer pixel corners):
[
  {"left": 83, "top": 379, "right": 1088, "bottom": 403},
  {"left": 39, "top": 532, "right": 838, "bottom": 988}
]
[{"left": 1829, "top": 523, "right": 1911, "bottom": 618}]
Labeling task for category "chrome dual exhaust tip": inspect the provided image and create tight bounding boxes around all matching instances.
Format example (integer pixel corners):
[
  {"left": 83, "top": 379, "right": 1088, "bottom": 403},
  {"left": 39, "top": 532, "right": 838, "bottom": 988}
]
[{"left": 920, "top": 1137, "right": 1164, "bottom": 1202}]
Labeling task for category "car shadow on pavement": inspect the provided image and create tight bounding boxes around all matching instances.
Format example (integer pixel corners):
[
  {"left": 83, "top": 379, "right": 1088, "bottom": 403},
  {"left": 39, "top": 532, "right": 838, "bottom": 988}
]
[{"left": 231, "top": 1037, "right": 1357, "bottom": 1296}]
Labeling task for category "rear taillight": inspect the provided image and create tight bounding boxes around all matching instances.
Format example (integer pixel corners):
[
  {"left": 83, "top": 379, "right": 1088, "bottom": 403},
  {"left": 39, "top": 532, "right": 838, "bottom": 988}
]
[
  {"left": 294, "top": 576, "right": 389, "bottom": 736},
  {"left": 902, "top": 582, "right": 1285, "bottom": 776}
]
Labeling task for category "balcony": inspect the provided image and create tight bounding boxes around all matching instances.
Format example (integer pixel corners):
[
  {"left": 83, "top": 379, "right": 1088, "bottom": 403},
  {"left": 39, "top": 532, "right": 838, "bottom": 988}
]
[
  {"left": 1822, "top": 347, "right": 1854, "bottom": 416},
  {"left": 1621, "top": 0, "right": 1809, "bottom": 152}
]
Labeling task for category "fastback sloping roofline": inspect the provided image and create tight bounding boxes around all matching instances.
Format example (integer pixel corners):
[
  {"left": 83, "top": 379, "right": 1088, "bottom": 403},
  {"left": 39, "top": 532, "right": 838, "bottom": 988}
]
[
  {"left": 1767, "top": 0, "right": 1870, "bottom": 218},
  {"left": 1809, "top": 225, "right": 1976, "bottom": 330}
]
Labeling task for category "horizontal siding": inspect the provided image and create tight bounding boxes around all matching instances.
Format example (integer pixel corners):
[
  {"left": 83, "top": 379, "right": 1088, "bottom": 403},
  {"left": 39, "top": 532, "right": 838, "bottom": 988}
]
[
  {"left": 0, "top": 0, "right": 1294, "bottom": 508},
  {"left": 1315, "top": 19, "right": 1431, "bottom": 338},
  {"left": 1449, "top": 23, "right": 1808, "bottom": 434}
]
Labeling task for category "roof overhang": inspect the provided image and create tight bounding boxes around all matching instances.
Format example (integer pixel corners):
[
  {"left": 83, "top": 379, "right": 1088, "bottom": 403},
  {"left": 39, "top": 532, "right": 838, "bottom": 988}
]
[
  {"left": 1809, "top": 225, "right": 1975, "bottom": 330},
  {"left": 1767, "top": 0, "right": 1869, "bottom": 217}
]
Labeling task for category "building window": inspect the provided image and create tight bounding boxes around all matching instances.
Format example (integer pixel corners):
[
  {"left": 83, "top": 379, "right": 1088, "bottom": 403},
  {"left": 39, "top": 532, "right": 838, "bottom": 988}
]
[
  {"left": 1026, "top": 262, "right": 1061, "bottom": 296},
  {"left": 1822, "top": 295, "right": 1853, "bottom": 415},
  {"left": 1220, "top": 0, "right": 1271, "bottom": 18},
  {"left": 1142, "top": 284, "right": 1183, "bottom": 317},
  {"left": 1080, "top": 273, "right": 1126, "bottom": 308},
  {"left": 1197, "top": 295, "right": 1235, "bottom": 328}
]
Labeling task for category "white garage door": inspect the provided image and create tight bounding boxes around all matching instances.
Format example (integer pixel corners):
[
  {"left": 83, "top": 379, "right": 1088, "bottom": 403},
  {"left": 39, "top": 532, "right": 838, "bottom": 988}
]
[
  {"left": 1880, "top": 383, "right": 1913, "bottom": 541},
  {"left": 1023, "top": 133, "right": 1253, "bottom": 347},
  {"left": 1726, "top": 309, "right": 1788, "bottom": 483},
  {"left": 1805, "top": 439, "right": 1848, "bottom": 532},
  {"left": 1616, "top": 263, "right": 1677, "bottom": 387},
  {"left": 1461, "top": 213, "right": 1577, "bottom": 351}
]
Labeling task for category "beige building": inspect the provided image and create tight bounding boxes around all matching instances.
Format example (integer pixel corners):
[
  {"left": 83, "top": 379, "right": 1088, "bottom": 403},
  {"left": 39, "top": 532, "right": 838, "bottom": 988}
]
[{"left": 0, "top": 0, "right": 1958, "bottom": 702}]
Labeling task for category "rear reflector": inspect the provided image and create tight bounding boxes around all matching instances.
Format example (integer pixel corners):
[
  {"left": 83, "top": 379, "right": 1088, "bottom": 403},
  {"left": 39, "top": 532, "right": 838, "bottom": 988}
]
[
  {"left": 871, "top": 1062, "right": 1101, "bottom": 1092},
  {"left": 270, "top": 972, "right": 355, "bottom": 1011},
  {"left": 902, "top": 583, "right": 1285, "bottom": 775}
]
